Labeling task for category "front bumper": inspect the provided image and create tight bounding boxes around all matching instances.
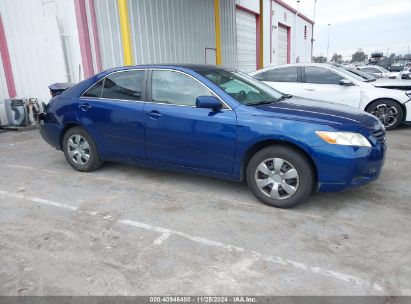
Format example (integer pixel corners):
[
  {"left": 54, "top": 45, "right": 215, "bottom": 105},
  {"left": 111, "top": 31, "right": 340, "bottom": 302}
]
[
  {"left": 404, "top": 98, "right": 411, "bottom": 122},
  {"left": 314, "top": 140, "right": 386, "bottom": 192}
]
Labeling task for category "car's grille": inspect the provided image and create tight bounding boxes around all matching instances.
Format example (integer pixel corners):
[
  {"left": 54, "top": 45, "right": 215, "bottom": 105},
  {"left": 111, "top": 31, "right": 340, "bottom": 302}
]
[{"left": 372, "top": 129, "right": 386, "bottom": 145}]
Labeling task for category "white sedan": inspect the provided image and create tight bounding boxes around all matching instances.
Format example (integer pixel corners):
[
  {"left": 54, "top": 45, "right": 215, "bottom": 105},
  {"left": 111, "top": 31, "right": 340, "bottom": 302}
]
[
  {"left": 250, "top": 63, "right": 411, "bottom": 129},
  {"left": 357, "top": 65, "right": 410, "bottom": 79}
]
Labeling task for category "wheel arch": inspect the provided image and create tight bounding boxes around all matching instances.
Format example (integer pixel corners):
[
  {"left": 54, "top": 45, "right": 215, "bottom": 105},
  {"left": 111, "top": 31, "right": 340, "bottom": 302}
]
[
  {"left": 59, "top": 123, "right": 82, "bottom": 150},
  {"left": 241, "top": 139, "right": 318, "bottom": 187},
  {"left": 365, "top": 98, "right": 407, "bottom": 122}
]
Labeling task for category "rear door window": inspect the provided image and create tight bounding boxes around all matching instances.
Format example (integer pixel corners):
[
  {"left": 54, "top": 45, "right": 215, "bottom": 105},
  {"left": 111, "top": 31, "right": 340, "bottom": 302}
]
[
  {"left": 101, "top": 70, "right": 145, "bottom": 101},
  {"left": 304, "top": 67, "right": 344, "bottom": 85},
  {"left": 255, "top": 67, "right": 298, "bottom": 82},
  {"left": 83, "top": 79, "right": 104, "bottom": 97}
]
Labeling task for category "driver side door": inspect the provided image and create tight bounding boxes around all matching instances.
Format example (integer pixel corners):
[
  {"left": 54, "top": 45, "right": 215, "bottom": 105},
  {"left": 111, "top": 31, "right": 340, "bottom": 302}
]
[{"left": 144, "top": 69, "right": 237, "bottom": 173}]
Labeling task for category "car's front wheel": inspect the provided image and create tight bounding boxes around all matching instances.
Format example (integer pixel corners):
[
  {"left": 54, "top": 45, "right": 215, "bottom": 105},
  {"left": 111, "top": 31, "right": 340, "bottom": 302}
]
[
  {"left": 63, "top": 126, "right": 103, "bottom": 172},
  {"left": 246, "top": 145, "right": 315, "bottom": 208},
  {"left": 366, "top": 99, "right": 403, "bottom": 130}
]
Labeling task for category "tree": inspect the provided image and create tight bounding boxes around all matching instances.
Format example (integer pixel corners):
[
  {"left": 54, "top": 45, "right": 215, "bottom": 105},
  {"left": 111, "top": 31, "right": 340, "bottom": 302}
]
[
  {"left": 389, "top": 53, "right": 396, "bottom": 61},
  {"left": 312, "top": 55, "right": 327, "bottom": 63},
  {"left": 351, "top": 49, "right": 368, "bottom": 63},
  {"left": 371, "top": 52, "right": 383, "bottom": 59},
  {"left": 331, "top": 53, "right": 343, "bottom": 64}
]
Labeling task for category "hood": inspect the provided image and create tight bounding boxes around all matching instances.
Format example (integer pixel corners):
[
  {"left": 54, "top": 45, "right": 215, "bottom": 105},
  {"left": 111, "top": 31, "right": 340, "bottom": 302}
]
[
  {"left": 252, "top": 97, "right": 379, "bottom": 129},
  {"left": 383, "top": 72, "right": 400, "bottom": 78},
  {"left": 373, "top": 78, "right": 411, "bottom": 89}
]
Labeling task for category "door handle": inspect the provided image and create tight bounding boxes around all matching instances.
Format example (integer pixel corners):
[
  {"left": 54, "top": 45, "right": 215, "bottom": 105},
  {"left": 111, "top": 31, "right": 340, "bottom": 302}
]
[
  {"left": 79, "top": 103, "right": 92, "bottom": 111},
  {"left": 146, "top": 110, "right": 162, "bottom": 119},
  {"left": 304, "top": 88, "right": 315, "bottom": 91}
]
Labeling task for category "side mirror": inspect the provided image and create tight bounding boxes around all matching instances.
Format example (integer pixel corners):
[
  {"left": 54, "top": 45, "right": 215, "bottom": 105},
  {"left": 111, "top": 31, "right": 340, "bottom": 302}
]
[
  {"left": 196, "top": 96, "right": 222, "bottom": 110},
  {"left": 339, "top": 79, "right": 354, "bottom": 86}
]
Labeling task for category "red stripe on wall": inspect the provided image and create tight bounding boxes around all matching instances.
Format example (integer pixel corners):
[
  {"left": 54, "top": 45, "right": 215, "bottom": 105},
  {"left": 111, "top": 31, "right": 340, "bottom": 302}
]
[
  {"left": 89, "top": 0, "right": 102, "bottom": 72},
  {"left": 74, "top": 0, "right": 94, "bottom": 78},
  {"left": 0, "top": 14, "right": 16, "bottom": 98}
]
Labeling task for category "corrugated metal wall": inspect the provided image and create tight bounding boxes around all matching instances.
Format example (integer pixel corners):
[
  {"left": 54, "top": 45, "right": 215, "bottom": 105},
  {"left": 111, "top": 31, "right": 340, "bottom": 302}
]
[
  {"left": 94, "top": 0, "right": 123, "bottom": 69},
  {"left": 0, "top": 0, "right": 70, "bottom": 102},
  {"left": 128, "top": 0, "right": 216, "bottom": 65},
  {"left": 220, "top": 0, "right": 237, "bottom": 69},
  {"left": 94, "top": 0, "right": 237, "bottom": 68}
]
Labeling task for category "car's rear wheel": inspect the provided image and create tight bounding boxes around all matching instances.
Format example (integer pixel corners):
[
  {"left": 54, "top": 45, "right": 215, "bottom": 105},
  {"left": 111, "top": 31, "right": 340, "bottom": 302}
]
[
  {"left": 246, "top": 145, "right": 315, "bottom": 208},
  {"left": 366, "top": 99, "right": 403, "bottom": 130},
  {"left": 63, "top": 126, "right": 103, "bottom": 172}
]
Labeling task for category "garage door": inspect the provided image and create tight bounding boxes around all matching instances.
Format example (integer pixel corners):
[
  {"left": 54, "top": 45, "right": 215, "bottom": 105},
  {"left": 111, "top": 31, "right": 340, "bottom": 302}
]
[
  {"left": 278, "top": 24, "right": 289, "bottom": 64},
  {"left": 236, "top": 9, "right": 256, "bottom": 73}
]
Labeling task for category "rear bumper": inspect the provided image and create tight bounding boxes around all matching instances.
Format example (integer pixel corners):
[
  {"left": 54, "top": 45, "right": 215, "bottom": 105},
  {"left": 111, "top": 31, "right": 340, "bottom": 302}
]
[
  {"left": 39, "top": 113, "right": 64, "bottom": 150},
  {"left": 314, "top": 142, "right": 386, "bottom": 192}
]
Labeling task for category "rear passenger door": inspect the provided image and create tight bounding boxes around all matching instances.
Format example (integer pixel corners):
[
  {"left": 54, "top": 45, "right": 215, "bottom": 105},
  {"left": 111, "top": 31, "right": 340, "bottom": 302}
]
[
  {"left": 78, "top": 69, "right": 147, "bottom": 160},
  {"left": 301, "top": 66, "right": 361, "bottom": 108},
  {"left": 253, "top": 67, "right": 302, "bottom": 96}
]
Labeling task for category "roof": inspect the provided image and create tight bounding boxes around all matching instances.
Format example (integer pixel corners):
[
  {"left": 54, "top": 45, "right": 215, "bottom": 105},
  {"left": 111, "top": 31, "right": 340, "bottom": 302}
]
[
  {"left": 250, "top": 63, "right": 334, "bottom": 74},
  {"left": 273, "top": 0, "right": 315, "bottom": 25},
  {"left": 97, "top": 64, "right": 230, "bottom": 77}
]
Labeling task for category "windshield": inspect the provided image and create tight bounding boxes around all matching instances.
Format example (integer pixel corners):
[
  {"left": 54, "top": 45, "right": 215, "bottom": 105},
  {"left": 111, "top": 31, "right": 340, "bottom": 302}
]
[
  {"left": 196, "top": 68, "right": 283, "bottom": 105},
  {"left": 378, "top": 66, "right": 390, "bottom": 73},
  {"left": 334, "top": 66, "right": 368, "bottom": 82},
  {"left": 345, "top": 68, "right": 376, "bottom": 81}
]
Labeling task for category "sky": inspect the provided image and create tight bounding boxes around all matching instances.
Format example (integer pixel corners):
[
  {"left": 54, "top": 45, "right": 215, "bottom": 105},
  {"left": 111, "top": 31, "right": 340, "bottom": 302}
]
[{"left": 282, "top": 0, "right": 411, "bottom": 60}]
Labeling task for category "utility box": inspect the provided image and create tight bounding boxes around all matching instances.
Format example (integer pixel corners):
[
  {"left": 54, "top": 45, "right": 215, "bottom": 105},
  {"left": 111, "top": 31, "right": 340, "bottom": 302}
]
[
  {"left": 5, "top": 99, "right": 27, "bottom": 126},
  {"left": 0, "top": 99, "right": 8, "bottom": 126}
]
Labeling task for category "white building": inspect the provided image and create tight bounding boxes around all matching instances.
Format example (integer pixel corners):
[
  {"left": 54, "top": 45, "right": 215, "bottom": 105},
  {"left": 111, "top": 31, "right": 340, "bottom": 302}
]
[{"left": 0, "top": 0, "right": 313, "bottom": 104}]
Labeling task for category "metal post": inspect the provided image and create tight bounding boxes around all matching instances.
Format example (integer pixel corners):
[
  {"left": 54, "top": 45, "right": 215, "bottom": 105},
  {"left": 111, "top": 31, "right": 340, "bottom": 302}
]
[
  {"left": 310, "top": 0, "right": 316, "bottom": 62},
  {"left": 326, "top": 23, "right": 330, "bottom": 62}
]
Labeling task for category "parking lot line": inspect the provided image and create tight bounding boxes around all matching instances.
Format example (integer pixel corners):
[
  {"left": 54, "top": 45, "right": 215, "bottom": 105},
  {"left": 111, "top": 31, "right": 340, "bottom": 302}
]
[
  {"left": 0, "top": 185, "right": 386, "bottom": 293},
  {"left": 118, "top": 218, "right": 384, "bottom": 293},
  {"left": 0, "top": 189, "right": 78, "bottom": 211},
  {"left": 3, "top": 163, "right": 323, "bottom": 220}
]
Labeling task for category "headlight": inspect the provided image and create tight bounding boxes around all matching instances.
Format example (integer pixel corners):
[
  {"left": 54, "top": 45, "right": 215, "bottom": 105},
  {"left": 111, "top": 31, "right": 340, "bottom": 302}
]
[
  {"left": 316, "top": 131, "right": 371, "bottom": 147},
  {"left": 406, "top": 91, "right": 411, "bottom": 99}
]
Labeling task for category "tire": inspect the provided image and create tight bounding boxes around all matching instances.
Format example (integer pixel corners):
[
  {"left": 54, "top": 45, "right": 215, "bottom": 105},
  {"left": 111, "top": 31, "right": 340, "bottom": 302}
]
[
  {"left": 366, "top": 99, "right": 403, "bottom": 130},
  {"left": 62, "top": 126, "right": 103, "bottom": 172},
  {"left": 246, "top": 145, "right": 315, "bottom": 208}
]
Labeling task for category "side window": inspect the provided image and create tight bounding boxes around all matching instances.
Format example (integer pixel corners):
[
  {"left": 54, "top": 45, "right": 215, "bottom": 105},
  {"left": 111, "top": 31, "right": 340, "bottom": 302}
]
[
  {"left": 83, "top": 79, "right": 104, "bottom": 97},
  {"left": 266, "top": 67, "right": 298, "bottom": 82},
  {"left": 102, "top": 70, "right": 144, "bottom": 101},
  {"left": 253, "top": 71, "right": 269, "bottom": 81},
  {"left": 304, "top": 67, "right": 344, "bottom": 85},
  {"left": 151, "top": 70, "right": 212, "bottom": 106},
  {"left": 362, "top": 67, "right": 380, "bottom": 73}
]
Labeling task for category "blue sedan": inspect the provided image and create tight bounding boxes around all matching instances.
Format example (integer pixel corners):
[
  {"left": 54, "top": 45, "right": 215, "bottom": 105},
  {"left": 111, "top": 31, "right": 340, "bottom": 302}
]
[{"left": 40, "top": 65, "right": 386, "bottom": 208}]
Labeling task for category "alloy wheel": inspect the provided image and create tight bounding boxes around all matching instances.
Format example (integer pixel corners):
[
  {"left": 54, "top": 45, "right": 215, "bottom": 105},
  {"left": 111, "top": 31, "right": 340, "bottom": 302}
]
[
  {"left": 371, "top": 104, "right": 398, "bottom": 128},
  {"left": 254, "top": 158, "right": 300, "bottom": 200}
]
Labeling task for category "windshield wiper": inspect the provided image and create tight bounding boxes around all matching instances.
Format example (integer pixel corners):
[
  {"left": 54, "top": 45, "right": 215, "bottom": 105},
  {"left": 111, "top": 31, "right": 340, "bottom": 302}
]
[
  {"left": 248, "top": 94, "right": 293, "bottom": 106},
  {"left": 249, "top": 100, "right": 277, "bottom": 105},
  {"left": 276, "top": 94, "right": 293, "bottom": 101}
]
